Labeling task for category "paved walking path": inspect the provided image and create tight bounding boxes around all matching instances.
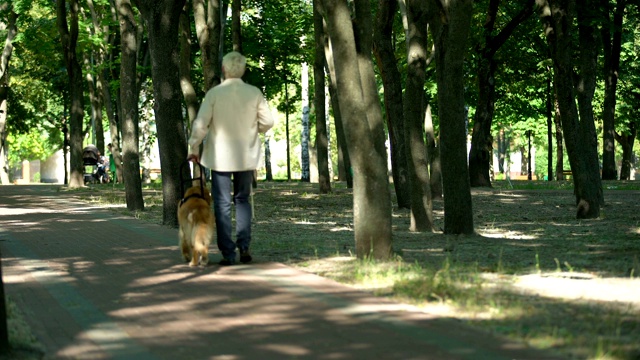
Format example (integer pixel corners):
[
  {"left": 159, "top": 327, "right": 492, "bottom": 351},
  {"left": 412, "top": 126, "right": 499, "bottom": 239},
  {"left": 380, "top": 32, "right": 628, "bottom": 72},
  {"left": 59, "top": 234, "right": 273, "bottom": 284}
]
[{"left": 0, "top": 185, "right": 564, "bottom": 360}]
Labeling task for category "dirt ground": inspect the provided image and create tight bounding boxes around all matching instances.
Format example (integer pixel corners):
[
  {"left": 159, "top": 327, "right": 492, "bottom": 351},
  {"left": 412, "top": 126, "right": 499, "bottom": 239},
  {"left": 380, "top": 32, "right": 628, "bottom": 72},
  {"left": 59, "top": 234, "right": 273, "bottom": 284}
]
[{"left": 250, "top": 181, "right": 639, "bottom": 278}]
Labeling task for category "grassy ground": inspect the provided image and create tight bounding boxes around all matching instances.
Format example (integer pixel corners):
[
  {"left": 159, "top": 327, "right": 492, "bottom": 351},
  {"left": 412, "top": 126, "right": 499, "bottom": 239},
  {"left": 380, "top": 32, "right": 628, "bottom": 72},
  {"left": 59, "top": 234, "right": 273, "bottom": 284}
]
[{"left": 23, "top": 180, "right": 640, "bottom": 359}]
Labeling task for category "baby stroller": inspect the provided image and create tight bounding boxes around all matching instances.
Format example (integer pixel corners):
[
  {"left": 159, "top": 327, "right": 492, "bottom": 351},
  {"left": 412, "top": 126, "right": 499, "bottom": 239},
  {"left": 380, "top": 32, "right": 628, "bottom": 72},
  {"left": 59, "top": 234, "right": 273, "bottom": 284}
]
[{"left": 83, "top": 145, "right": 109, "bottom": 184}]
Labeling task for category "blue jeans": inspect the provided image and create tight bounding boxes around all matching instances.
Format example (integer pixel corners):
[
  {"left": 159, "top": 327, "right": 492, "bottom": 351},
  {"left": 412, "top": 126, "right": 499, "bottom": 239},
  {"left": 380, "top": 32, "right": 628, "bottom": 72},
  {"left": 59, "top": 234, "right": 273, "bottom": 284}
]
[{"left": 211, "top": 170, "right": 253, "bottom": 260}]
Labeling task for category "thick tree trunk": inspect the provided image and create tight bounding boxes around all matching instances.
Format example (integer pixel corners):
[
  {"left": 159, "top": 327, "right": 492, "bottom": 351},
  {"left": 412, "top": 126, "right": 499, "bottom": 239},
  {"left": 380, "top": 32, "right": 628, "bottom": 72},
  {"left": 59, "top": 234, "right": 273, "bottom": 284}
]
[
  {"left": 117, "top": 0, "right": 145, "bottom": 210},
  {"left": 373, "top": 0, "right": 410, "bottom": 209},
  {"left": 427, "top": 0, "right": 475, "bottom": 234},
  {"left": 353, "top": 0, "right": 389, "bottom": 176},
  {"left": 575, "top": 2, "right": 604, "bottom": 207},
  {"left": 468, "top": 0, "right": 535, "bottom": 187},
  {"left": 0, "top": 5, "right": 16, "bottom": 185},
  {"left": 325, "top": 35, "right": 352, "bottom": 188},
  {"left": 403, "top": 0, "right": 433, "bottom": 231},
  {"left": 539, "top": 0, "right": 602, "bottom": 218},
  {"left": 600, "top": 0, "right": 626, "bottom": 180},
  {"left": 135, "top": 0, "right": 189, "bottom": 227},
  {"left": 314, "top": 0, "right": 331, "bottom": 193},
  {"left": 193, "top": 0, "right": 222, "bottom": 90},
  {"left": 322, "top": 0, "right": 392, "bottom": 260},
  {"left": 57, "top": 0, "right": 85, "bottom": 188},
  {"left": 179, "top": 6, "right": 199, "bottom": 124}
]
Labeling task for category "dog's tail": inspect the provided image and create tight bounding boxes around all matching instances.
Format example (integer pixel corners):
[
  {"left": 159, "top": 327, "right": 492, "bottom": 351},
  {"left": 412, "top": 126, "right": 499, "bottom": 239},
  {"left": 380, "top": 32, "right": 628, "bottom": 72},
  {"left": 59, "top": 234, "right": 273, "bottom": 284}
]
[{"left": 188, "top": 211, "right": 214, "bottom": 253}]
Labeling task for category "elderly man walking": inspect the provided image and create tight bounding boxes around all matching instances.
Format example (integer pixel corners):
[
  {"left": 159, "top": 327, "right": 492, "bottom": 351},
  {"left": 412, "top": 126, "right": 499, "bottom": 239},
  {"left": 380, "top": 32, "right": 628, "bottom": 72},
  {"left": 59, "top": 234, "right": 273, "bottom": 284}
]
[{"left": 187, "top": 51, "right": 275, "bottom": 266}]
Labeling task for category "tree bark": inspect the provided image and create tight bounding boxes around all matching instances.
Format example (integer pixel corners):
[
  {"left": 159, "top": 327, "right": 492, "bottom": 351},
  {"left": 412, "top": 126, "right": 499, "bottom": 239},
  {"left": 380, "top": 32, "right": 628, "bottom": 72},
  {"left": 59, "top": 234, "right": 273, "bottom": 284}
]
[
  {"left": 135, "top": 0, "right": 189, "bottom": 226},
  {"left": 0, "top": 5, "right": 16, "bottom": 185},
  {"left": 615, "top": 123, "right": 636, "bottom": 180},
  {"left": 403, "top": 0, "right": 433, "bottom": 231},
  {"left": 373, "top": 0, "right": 410, "bottom": 208},
  {"left": 468, "top": 0, "right": 535, "bottom": 187},
  {"left": 301, "top": 63, "right": 311, "bottom": 182},
  {"left": 103, "top": 0, "right": 123, "bottom": 184},
  {"left": 554, "top": 94, "right": 565, "bottom": 180},
  {"left": 539, "top": 0, "right": 603, "bottom": 218},
  {"left": 314, "top": 0, "right": 331, "bottom": 194},
  {"left": 117, "top": 0, "right": 145, "bottom": 210},
  {"left": 575, "top": 1, "right": 604, "bottom": 206},
  {"left": 179, "top": 4, "right": 199, "bottom": 124},
  {"left": 57, "top": 0, "right": 85, "bottom": 188},
  {"left": 353, "top": 0, "right": 389, "bottom": 176},
  {"left": 600, "top": 0, "right": 626, "bottom": 180},
  {"left": 193, "top": 0, "right": 222, "bottom": 90},
  {"left": 425, "top": 104, "right": 442, "bottom": 198},
  {"left": 232, "top": 0, "right": 242, "bottom": 53},
  {"left": 85, "top": 0, "right": 107, "bottom": 155},
  {"left": 322, "top": 0, "right": 392, "bottom": 260},
  {"left": 427, "top": 0, "right": 475, "bottom": 234},
  {"left": 324, "top": 31, "right": 352, "bottom": 188}
]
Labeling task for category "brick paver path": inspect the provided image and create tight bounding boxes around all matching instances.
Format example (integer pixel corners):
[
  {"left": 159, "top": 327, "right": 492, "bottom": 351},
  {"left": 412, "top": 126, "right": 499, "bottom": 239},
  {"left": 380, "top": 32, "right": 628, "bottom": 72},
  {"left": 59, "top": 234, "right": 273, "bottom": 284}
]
[{"left": 0, "top": 185, "right": 564, "bottom": 359}]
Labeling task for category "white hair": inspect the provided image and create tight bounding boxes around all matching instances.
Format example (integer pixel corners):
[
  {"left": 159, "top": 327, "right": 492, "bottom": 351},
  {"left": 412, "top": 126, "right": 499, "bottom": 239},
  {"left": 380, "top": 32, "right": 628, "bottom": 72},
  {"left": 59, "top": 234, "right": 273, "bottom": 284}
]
[{"left": 222, "top": 52, "right": 246, "bottom": 79}]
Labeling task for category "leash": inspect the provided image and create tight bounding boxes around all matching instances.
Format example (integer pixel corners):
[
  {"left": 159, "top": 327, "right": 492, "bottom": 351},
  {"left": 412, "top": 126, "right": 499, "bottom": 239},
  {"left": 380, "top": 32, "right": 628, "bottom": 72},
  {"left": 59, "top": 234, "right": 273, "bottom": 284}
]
[{"left": 179, "top": 160, "right": 207, "bottom": 207}]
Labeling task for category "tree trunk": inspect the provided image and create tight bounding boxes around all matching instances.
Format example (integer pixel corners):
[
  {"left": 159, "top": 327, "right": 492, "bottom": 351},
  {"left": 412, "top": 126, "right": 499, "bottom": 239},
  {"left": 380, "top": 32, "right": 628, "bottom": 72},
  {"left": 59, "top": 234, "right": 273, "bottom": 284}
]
[
  {"left": 539, "top": 0, "right": 602, "bottom": 218},
  {"left": 554, "top": 95, "right": 565, "bottom": 180},
  {"left": 85, "top": 0, "right": 107, "bottom": 154},
  {"left": 425, "top": 104, "right": 442, "bottom": 198},
  {"left": 353, "top": 0, "right": 390, "bottom": 178},
  {"left": 135, "top": 0, "right": 189, "bottom": 227},
  {"left": 117, "top": 0, "right": 145, "bottom": 210},
  {"left": 232, "top": 0, "right": 242, "bottom": 53},
  {"left": 0, "top": 5, "right": 16, "bottom": 185},
  {"left": 180, "top": 5, "right": 198, "bottom": 124},
  {"left": 314, "top": 0, "right": 331, "bottom": 193},
  {"left": 83, "top": 53, "right": 105, "bottom": 152},
  {"left": 615, "top": 123, "right": 636, "bottom": 180},
  {"left": 103, "top": 1, "right": 123, "bottom": 184},
  {"left": 301, "top": 63, "right": 311, "bottom": 182},
  {"left": 57, "top": 0, "right": 85, "bottom": 188},
  {"left": 600, "top": 0, "right": 626, "bottom": 180},
  {"left": 325, "top": 34, "right": 352, "bottom": 188},
  {"left": 575, "top": 2, "right": 604, "bottom": 207},
  {"left": 193, "top": 0, "right": 222, "bottom": 90},
  {"left": 427, "top": 0, "right": 475, "bottom": 234},
  {"left": 403, "top": 0, "right": 433, "bottom": 231},
  {"left": 546, "top": 71, "right": 553, "bottom": 181},
  {"left": 468, "top": 0, "right": 535, "bottom": 187},
  {"left": 373, "top": 0, "right": 410, "bottom": 208},
  {"left": 322, "top": 0, "right": 392, "bottom": 260}
]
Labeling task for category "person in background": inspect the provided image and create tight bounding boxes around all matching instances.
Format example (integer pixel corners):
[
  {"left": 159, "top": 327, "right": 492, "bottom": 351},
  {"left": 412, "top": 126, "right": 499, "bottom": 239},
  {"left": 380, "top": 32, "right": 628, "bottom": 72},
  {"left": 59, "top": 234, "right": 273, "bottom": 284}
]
[
  {"left": 187, "top": 51, "right": 275, "bottom": 266},
  {"left": 107, "top": 143, "right": 117, "bottom": 183}
]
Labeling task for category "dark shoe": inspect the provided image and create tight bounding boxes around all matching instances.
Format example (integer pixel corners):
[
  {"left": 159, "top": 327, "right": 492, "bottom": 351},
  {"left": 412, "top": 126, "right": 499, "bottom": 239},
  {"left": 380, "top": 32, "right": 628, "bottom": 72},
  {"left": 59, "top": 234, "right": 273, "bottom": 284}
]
[
  {"left": 240, "top": 249, "right": 252, "bottom": 264},
  {"left": 218, "top": 258, "right": 235, "bottom": 266}
]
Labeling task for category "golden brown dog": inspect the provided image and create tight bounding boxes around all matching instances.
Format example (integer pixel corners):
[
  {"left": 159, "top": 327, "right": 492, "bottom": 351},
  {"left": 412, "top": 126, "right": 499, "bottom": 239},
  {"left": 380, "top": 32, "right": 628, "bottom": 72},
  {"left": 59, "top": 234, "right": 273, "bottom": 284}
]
[{"left": 177, "top": 183, "right": 215, "bottom": 266}]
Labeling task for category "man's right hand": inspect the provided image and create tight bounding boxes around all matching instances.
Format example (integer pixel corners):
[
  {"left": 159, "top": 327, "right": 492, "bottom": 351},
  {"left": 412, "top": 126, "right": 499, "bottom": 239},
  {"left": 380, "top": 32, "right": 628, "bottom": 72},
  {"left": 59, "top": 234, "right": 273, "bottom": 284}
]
[{"left": 187, "top": 154, "right": 200, "bottom": 163}]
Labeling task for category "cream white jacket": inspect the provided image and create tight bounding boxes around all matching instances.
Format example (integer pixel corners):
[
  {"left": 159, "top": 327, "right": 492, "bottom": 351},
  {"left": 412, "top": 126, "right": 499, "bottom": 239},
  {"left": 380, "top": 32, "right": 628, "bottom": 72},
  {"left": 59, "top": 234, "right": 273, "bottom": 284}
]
[{"left": 188, "top": 78, "right": 274, "bottom": 172}]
